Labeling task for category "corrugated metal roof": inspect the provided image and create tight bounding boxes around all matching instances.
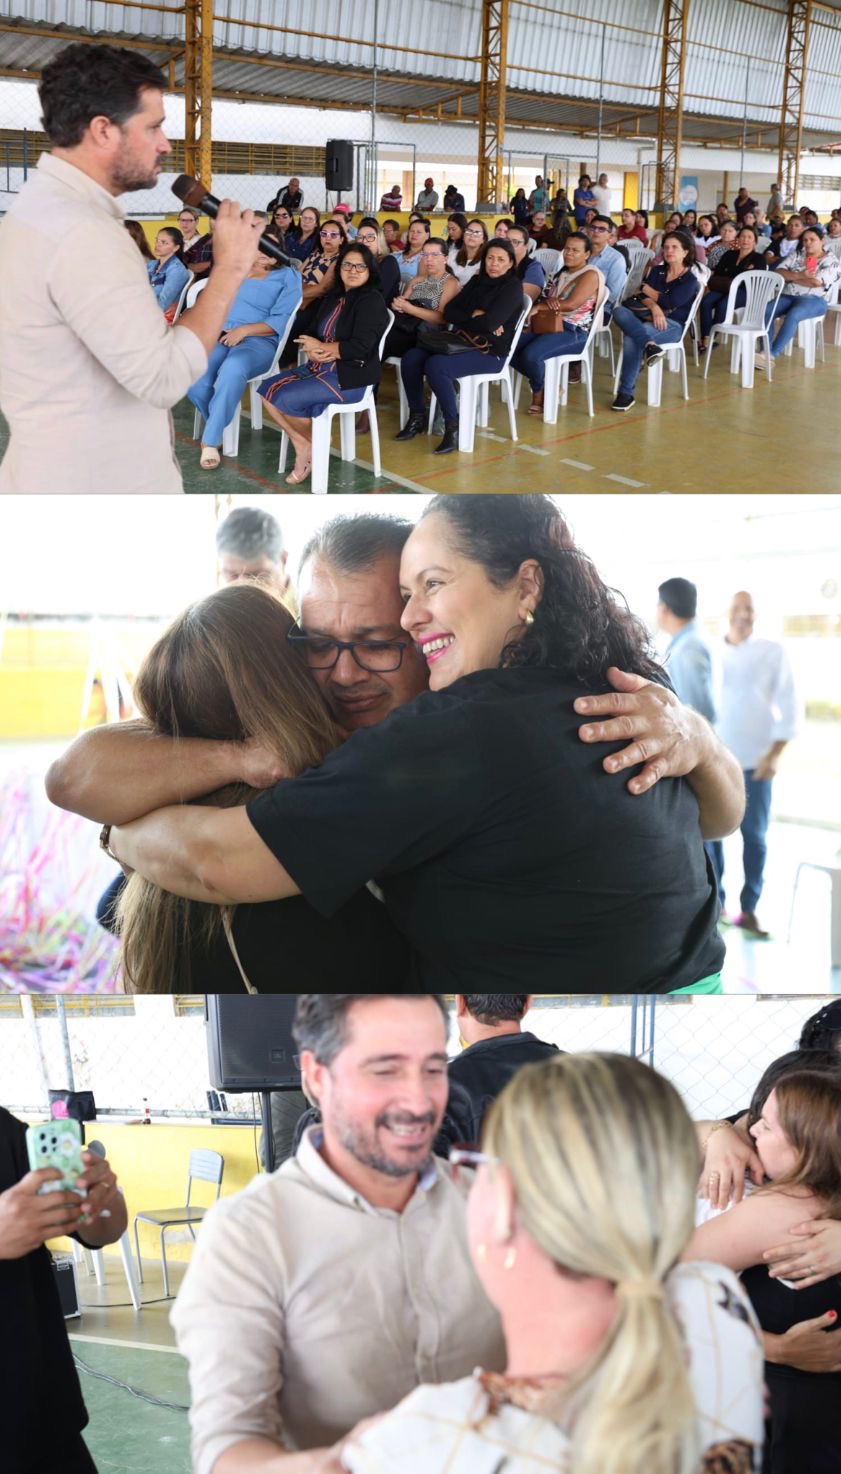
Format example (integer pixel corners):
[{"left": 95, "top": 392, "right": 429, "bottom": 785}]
[{"left": 2, "top": 0, "right": 841, "bottom": 138}]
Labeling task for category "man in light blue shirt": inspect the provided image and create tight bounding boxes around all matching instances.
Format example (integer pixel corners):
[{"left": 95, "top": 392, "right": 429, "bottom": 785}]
[
  {"left": 586, "top": 215, "right": 627, "bottom": 319},
  {"left": 656, "top": 577, "right": 716, "bottom": 724}
]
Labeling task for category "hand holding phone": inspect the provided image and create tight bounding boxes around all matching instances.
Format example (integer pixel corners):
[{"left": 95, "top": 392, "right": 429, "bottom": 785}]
[{"left": 26, "top": 1120, "right": 86, "bottom": 1196}]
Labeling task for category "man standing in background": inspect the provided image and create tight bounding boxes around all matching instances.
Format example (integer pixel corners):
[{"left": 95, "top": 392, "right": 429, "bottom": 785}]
[
  {"left": 435, "top": 996, "right": 560, "bottom": 1153},
  {"left": 656, "top": 577, "right": 716, "bottom": 724},
  {"left": 710, "top": 591, "right": 798, "bottom": 938},
  {"left": 216, "top": 507, "right": 290, "bottom": 597}
]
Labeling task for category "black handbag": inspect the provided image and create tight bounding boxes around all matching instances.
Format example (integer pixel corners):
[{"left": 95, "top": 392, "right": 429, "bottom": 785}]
[
  {"left": 420, "top": 326, "right": 490, "bottom": 355},
  {"left": 622, "top": 294, "right": 653, "bottom": 320}
]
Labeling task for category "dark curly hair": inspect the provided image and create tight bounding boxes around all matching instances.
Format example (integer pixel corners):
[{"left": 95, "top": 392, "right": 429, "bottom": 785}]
[
  {"left": 799, "top": 999, "right": 841, "bottom": 1052},
  {"left": 420, "top": 495, "right": 663, "bottom": 684},
  {"left": 40, "top": 42, "right": 167, "bottom": 147}
]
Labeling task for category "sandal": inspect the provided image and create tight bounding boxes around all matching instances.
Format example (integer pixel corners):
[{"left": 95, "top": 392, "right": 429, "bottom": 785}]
[
  {"left": 285, "top": 458, "right": 312, "bottom": 485},
  {"left": 527, "top": 393, "right": 544, "bottom": 416},
  {"left": 200, "top": 446, "right": 221, "bottom": 470}
]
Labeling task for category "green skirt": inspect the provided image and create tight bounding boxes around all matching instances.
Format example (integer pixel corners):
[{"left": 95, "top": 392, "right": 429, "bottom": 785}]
[{"left": 669, "top": 973, "right": 723, "bottom": 996}]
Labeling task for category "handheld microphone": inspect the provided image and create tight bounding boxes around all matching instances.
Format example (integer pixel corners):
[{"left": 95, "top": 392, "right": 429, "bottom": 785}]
[
  {"left": 172, "top": 175, "right": 294, "bottom": 268},
  {"left": 84, "top": 1139, "right": 111, "bottom": 1217}
]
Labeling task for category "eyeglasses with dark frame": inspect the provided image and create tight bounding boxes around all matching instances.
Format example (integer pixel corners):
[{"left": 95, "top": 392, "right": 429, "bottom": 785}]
[{"left": 287, "top": 625, "right": 413, "bottom": 672}]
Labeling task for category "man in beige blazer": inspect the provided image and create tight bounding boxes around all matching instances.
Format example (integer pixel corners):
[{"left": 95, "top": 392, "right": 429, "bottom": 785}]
[{"left": 0, "top": 42, "right": 261, "bottom": 493}]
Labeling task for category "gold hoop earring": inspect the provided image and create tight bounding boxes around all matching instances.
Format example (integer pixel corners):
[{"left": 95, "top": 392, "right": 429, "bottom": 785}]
[{"left": 503, "top": 1245, "right": 518, "bottom": 1271}]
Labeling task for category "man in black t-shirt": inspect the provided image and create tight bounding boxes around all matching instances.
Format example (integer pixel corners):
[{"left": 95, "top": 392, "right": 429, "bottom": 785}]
[
  {"left": 0, "top": 1106, "right": 128, "bottom": 1474},
  {"left": 435, "top": 995, "right": 560, "bottom": 1153}
]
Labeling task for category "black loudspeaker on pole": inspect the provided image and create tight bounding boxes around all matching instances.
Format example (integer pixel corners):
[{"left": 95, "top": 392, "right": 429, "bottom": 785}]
[{"left": 325, "top": 140, "right": 354, "bottom": 193}]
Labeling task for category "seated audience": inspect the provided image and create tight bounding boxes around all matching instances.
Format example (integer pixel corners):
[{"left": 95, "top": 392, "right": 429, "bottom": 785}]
[
  {"left": 449, "top": 217, "right": 488, "bottom": 285},
  {"left": 331, "top": 203, "right": 357, "bottom": 239},
  {"left": 177, "top": 207, "right": 213, "bottom": 277},
  {"left": 380, "top": 183, "right": 403, "bottom": 211},
  {"left": 618, "top": 207, "right": 648, "bottom": 244},
  {"left": 341, "top": 1052, "right": 764, "bottom": 1474},
  {"left": 585, "top": 215, "right": 627, "bottom": 318},
  {"left": 298, "top": 218, "right": 347, "bottom": 307},
  {"left": 705, "top": 220, "right": 738, "bottom": 271},
  {"left": 494, "top": 217, "right": 514, "bottom": 238},
  {"left": 612, "top": 230, "right": 700, "bottom": 412},
  {"left": 354, "top": 219, "right": 401, "bottom": 305},
  {"left": 396, "top": 217, "right": 431, "bottom": 282},
  {"left": 696, "top": 214, "right": 719, "bottom": 245},
  {"left": 827, "top": 217, "right": 841, "bottom": 240},
  {"left": 682, "top": 208, "right": 698, "bottom": 233},
  {"left": 443, "top": 183, "right": 466, "bottom": 213},
  {"left": 527, "top": 210, "right": 552, "bottom": 246},
  {"left": 446, "top": 212, "right": 468, "bottom": 252},
  {"left": 543, "top": 210, "right": 573, "bottom": 253},
  {"left": 510, "top": 187, "right": 530, "bottom": 225},
  {"left": 753, "top": 207, "right": 773, "bottom": 239},
  {"left": 259, "top": 242, "right": 389, "bottom": 485},
  {"left": 382, "top": 218, "right": 405, "bottom": 252},
  {"left": 687, "top": 1063, "right": 841, "bottom": 1474},
  {"left": 382, "top": 237, "right": 460, "bottom": 360},
  {"left": 285, "top": 205, "right": 321, "bottom": 263},
  {"left": 268, "top": 203, "right": 298, "bottom": 254},
  {"left": 767, "top": 215, "right": 803, "bottom": 265},
  {"left": 698, "top": 224, "right": 770, "bottom": 352},
  {"left": 396, "top": 238, "right": 524, "bottom": 453},
  {"left": 187, "top": 246, "right": 300, "bottom": 470},
  {"left": 507, "top": 223, "right": 546, "bottom": 301},
  {"left": 124, "top": 218, "right": 152, "bottom": 261},
  {"left": 512, "top": 231, "right": 600, "bottom": 415},
  {"left": 147, "top": 226, "right": 190, "bottom": 318},
  {"left": 758, "top": 228, "right": 841, "bottom": 364},
  {"left": 634, "top": 208, "right": 650, "bottom": 241},
  {"left": 415, "top": 178, "right": 439, "bottom": 213}
]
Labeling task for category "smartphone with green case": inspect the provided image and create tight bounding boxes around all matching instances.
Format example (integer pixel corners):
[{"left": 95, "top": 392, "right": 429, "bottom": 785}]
[{"left": 25, "top": 1119, "right": 86, "bottom": 1197}]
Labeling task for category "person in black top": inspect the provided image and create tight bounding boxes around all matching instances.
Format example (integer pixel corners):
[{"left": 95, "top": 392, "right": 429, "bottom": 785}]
[
  {"left": 113, "top": 583, "right": 409, "bottom": 992},
  {"left": 396, "top": 237, "right": 525, "bottom": 454},
  {"left": 108, "top": 495, "right": 733, "bottom": 994},
  {"left": 434, "top": 995, "right": 560, "bottom": 1154},
  {"left": 698, "top": 224, "right": 770, "bottom": 350},
  {"left": 0, "top": 1106, "right": 128, "bottom": 1474},
  {"left": 259, "top": 241, "right": 389, "bottom": 485},
  {"left": 267, "top": 177, "right": 303, "bottom": 215}
]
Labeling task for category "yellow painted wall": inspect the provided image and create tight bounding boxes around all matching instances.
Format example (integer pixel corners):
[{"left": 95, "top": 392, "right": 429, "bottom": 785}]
[
  {"left": 0, "top": 623, "right": 160, "bottom": 738},
  {"left": 43, "top": 1119, "right": 262, "bottom": 1261}
]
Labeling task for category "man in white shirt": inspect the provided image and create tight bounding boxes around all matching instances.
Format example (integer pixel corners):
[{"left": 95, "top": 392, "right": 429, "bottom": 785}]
[
  {"left": 170, "top": 993, "right": 506, "bottom": 1474},
  {"left": 0, "top": 42, "right": 262, "bottom": 493},
  {"left": 710, "top": 591, "right": 798, "bottom": 937},
  {"left": 591, "top": 172, "right": 611, "bottom": 213}
]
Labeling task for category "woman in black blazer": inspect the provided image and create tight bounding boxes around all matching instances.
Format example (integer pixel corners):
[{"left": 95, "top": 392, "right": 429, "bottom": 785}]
[{"left": 259, "top": 241, "right": 389, "bottom": 484}]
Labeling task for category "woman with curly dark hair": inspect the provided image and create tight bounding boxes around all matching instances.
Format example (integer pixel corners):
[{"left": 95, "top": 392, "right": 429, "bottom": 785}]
[{"left": 108, "top": 495, "right": 733, "bottom": 994}]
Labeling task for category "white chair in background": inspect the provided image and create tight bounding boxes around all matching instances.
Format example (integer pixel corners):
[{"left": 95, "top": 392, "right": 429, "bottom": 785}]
[
  {"left": 534, "top": 247, "right": 562, "bottom": 279},
  {"left": 518, "top": 282, "right": 609, "bottom": 422},
  {"left": 782, "top": 310, "right": 826, "bottom": 368},
  {"left": 787, "top": 847, "right": 841, "bottom": 967},
  {"left": 704, "top": 270, "right": 784, "bottom": 388},
  {"left": 825, "top": 280, "right": 841, "bottom": 346},
  {"left": 613, "top": 281, "right": 705, "bottom": 408},
  {"left": 169, "top": 271, "right": 195, "bottom": 324},
  {"left": 72, "top": 1189, "right": 142, "bottom": 1312},
  {"left": 278, "top": 311, "right": 393, "bottom": 494},
  {"left": 426, "top": 303, "right": 530, "bottom": 453},
  {"left": 191, "top": 282, "right": 302, "bottom": 457}
]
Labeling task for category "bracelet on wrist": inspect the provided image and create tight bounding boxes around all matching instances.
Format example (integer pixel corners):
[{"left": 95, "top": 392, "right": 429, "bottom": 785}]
[{"left": 702, "top": 1119, "right": 731, "bottom": 1154}]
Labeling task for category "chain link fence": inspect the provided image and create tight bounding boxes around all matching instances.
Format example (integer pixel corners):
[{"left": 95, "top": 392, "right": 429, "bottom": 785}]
[{"left": 1, "top": 994, "right": 830, "bottom": 1127}]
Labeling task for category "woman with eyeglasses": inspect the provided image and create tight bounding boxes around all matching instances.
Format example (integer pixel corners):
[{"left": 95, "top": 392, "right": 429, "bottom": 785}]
[
  {"left": 354, "top": 219, "right": 401, "bottom": 306},
  {"left": 259, "top": 241, "right": 390, "bottom": 484},
  {"left": 299, "top": 218, "right": 348, "bottom": 305},
  {"left": 383, "top": 238, "right": 460, "bottom": 361},
  {"left": 269, "top": 203, "right": 298, "bottom": 253},
  {"left": 107, "top": 494, "right": 735, "bottom": 992},
  {"left": 449, "top": 218, "right": 489, "bottom": 285},
  {"left": 331, "top": 1052, "right": 763, "bottom": 1474},
  {"left": 285, "top": 206, "right": 322, "bottom": 263},
  {"left": 113, "top": 584, "right": 409, "bottom": 992},
  {"left": 176, "top": 207, "right": 213, "bottom": 278}
]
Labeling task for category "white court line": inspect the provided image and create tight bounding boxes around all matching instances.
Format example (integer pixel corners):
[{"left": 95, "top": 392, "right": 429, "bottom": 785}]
[
  {"left": 70, "top": 1333, "right": 182, "bottom": 1356},
  {"left": 476, "top": 430, "right": 509, "bottom": 443},
  {"left": 352, "top": 457, "right": 432, "bottom": 493},
  {"left": 560, "top": 458, "right": 595, "bottom": 471},
  {"left": 517, "top": 442, "right": 550, "bottom": 456},
  {"left": 604, "top": 473, "right": 647, "bottom": 487}
]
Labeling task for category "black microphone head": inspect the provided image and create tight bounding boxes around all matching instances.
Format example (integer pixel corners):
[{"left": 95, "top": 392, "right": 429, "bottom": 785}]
[
  {"left": 173, "top": 175, "right": 208, "bottom": 209},
  {"left": 86, "top": 1139, "right": 106, "bottom": 1158}
]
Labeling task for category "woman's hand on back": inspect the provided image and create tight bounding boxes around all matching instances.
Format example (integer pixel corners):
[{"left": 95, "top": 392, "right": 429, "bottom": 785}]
[{"left": 764, "top": 1219, "right": 841, "bottom": 1288}]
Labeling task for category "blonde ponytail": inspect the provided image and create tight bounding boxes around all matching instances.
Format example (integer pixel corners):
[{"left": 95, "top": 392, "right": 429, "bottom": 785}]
[{"left": 483, "top": 1052, "right": 702, "bottom": 1474}]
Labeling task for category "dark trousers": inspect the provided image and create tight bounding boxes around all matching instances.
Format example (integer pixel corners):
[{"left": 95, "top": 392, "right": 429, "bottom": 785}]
[
  {"left": 709, "top": 769, "right": 773, "bottom": 913},
  {"left": 26, "top": 1433, "right": 98, "bottom": 1474},
  {"left": 400, "top": 346, "right": 504, "bottom": 422}
]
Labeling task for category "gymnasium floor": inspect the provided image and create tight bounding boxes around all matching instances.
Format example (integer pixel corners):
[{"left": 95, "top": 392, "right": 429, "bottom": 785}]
[{"left": 2, "top": 328, "right": 840, "bottom": 492}]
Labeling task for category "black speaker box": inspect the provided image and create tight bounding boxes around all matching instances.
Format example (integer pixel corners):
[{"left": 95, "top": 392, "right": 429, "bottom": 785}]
[
  {"left": 325, "top": 139, "right": 354, "bottom": 192},
  {"left": 51, "top": 1254, "right": 80, "bottom": 1319},
  {"left": 205, "top": 996, "right": 300, "bottom": 1092}
]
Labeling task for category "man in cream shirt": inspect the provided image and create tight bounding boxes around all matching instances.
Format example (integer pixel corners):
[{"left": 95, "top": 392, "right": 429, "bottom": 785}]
[
  {"left": 170, "top": 994, "right": 505, "bottom": 1474},
  {"left": 0, "top": 42, "right": 262, "bottom": 493}
]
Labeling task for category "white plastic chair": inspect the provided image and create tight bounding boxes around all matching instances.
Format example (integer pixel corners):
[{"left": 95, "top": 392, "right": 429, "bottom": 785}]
[
  {"left": 72, "top": 1204, "right": 142, "bottom": 1313},
  {"left": 385, "top": 355, "right": 409, "bottom": 428},
  {"left": 132, "top": 1148, "right": 224, "bottom": 1299},
  {"left": 534, "top": 248, "right": 562, "bottom": 279},
  {"left": 191, "top": 281, "right": 302, "bottom": 456},
  {"left": 170, "top": 271, "right": 195, "bottom": 324},
  {"left": 278, "top": 310, "right": 393, "bottom": 494},
  {"left": 620, "top": 248, "right": 654, "bottom": 301},
  {"left": 613, "top": 279, "right": 704, "bottom": 407},
  {"left": 704, "top": 270, "right": 784, "bottom": 388},
  {"left": 822, "top": 237, "right": 841, "bottom": 260},
  {"left": 425, "top": 304, "right": 530, "bottom": 453},
  {"left": 825, "top": 280, "right": 841, "bottom": 346},
  {"left": 787, "top": 845, "right": 841, "bottom": 966},
  {"left": 782, "top": 309, "right": 826, "bottom": 368},
  {"left": 540, "top": 284, "right": 609, "bottom": 421}
]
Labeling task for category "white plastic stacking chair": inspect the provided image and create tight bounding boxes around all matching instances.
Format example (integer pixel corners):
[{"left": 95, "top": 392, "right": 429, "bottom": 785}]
[
  {"left": 620, "top": 248, "right": 654, "bottom": 301},
  {"left": 825, "top": 280, "right": 841, "bottom": 346},
  {"left": 278, "top": 311, "right": 393, "bottom": 494},
  {"left": 425, "top": 303, "right": 530, "bottom": 453},
  {"left": 613, "top": 279, "right": 705, "bottom": 408},
  {"left": 787, "top": 846, "right": 841, "bottom": 967},
  {"left": 534, "top": 248, "right": 562, "bottom": 279},
  {"left": 539, "top": 283, "right": 609, "bottom": 421},
  {"left": 385, "top": 355, "right": 409, "bottom": 427},
  {"left": 704, "top": 270, "right": 784, "bottom": 388},
  {"left": 170, "top": 271, "right": 195, "bottom": 324},
  {"left": 783, "top": 310, "right": 826, "bottom": 368},
  {"left": 822, "top": 238, "right": 841, "bottom": 260}
]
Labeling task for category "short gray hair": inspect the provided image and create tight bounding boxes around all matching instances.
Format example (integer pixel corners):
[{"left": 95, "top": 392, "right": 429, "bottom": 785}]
[
  {"left": 216, "top": 507, "right": 284, "bottom": 563},
  {"left": 293, "top": 994, "right": 449, "bottom": 1065},
  {"left": 298, "top": 513, "right": 413, "bottom": 578}
]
